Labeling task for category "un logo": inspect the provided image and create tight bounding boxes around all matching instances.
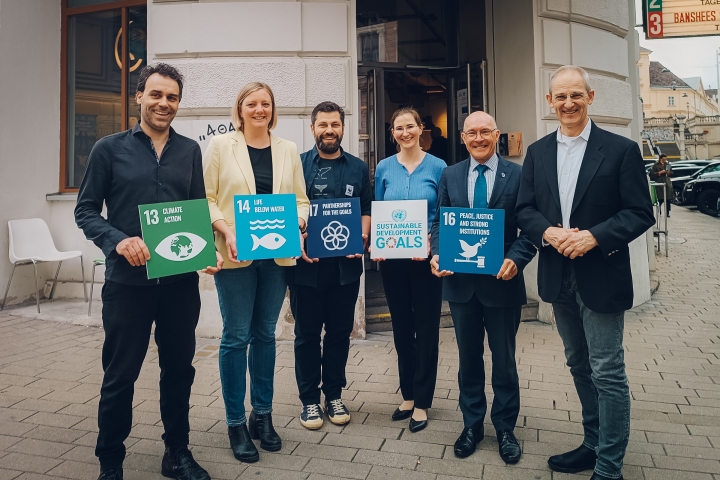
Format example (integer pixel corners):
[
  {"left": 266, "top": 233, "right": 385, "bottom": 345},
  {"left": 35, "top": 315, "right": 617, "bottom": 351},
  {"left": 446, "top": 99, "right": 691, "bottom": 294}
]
[
  {"left": 391, "top": 209, "right": 407, "bottom": 222},
  {"left": 321, "top": 221, "right": 350, "bottom": 251}
]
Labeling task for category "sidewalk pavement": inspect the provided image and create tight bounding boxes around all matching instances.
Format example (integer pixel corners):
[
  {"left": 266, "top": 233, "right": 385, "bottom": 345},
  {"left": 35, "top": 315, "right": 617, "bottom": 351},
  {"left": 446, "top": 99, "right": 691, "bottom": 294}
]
[{"left": 0, "top": 205, "right": 718, "bottom": 480}]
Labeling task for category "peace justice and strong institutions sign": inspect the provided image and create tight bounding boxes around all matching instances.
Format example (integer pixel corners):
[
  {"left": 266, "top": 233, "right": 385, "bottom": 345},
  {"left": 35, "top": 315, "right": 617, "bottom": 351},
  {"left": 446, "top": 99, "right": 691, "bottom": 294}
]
[
  {"left": 234, "top": 194, "right": 301, "bottom": 260},
  {"left": 439, "top": 207, "right": 505, "bottom": 275},
  {"left": 306, "top": 198, "right": 363, "bottom": 258}
]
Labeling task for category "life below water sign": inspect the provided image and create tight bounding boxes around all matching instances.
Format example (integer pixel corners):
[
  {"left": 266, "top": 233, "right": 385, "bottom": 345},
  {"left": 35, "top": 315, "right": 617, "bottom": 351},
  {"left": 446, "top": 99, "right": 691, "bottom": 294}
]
[
  {"left": 370, "top": 200, "right": 428, "bottom": 259},
  {"left": 138, "top": 199, "right": 217, "bottom": 279},
  {"left": 234, "top": 194, "right": 301, "bottom": 261},
  {"left": 306, "top": 198, "right": 363, "bottom": 258},
  {"left": 438, "top": 207, "right": 505, "bottom": 275}
]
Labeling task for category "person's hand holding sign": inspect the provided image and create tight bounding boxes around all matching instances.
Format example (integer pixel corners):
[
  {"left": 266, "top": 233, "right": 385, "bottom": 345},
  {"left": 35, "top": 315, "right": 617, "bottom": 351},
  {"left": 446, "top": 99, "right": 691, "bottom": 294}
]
[
  {"left": 202, "top": 251, "right": 224, "bottom": 275},
  {"left": 430, "top": 255, "right": 453, "bottom": 277},
  {"left": 116, "top": 237, "right": 151, "bottom": 266}
]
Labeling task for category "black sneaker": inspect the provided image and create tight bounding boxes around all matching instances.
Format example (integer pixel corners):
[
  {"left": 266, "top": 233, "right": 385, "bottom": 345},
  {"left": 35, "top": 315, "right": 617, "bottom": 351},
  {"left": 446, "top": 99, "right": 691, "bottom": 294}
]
[
  {"left": 161, "top": 446, "right": 210, "bottom": 480},
  {"left": 325, "top": 398, "right": 350, "bottom": 425},
  {"left": 98, "top": 466, "right": 123, "bottom": 480},
  {"left": 300, "top": 403, "right": 324, "bottom": 429}
]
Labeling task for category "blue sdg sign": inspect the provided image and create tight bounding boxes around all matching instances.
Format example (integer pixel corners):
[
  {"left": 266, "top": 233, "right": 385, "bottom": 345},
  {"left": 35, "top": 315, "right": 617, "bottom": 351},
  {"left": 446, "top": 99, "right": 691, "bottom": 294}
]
[
  {"left": 234, "top": 194, "right": 301, "bottom": 261},
  {"left": 438, "top": 207, "right": 505, "bottom": 275},
  {"left": 306, "top": 198, "right": 363, "bottom": 258}
]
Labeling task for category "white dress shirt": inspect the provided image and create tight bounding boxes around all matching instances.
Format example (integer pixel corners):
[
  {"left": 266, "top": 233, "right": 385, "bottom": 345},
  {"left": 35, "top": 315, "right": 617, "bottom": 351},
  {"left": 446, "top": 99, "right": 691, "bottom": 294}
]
[
  {"left": 556, "top": 120, "right": 591, "bottom": 228},
  {"left": 467, "top": 153, "right": 499, "bottom": 208}
]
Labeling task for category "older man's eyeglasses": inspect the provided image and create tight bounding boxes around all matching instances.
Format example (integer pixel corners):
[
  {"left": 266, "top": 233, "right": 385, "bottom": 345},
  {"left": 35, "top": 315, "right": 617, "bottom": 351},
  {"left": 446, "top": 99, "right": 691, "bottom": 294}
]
[
  {"left": 552, "top": 93, "right": 586, "bottom": 103},
  {"left": 463, "top": 129, "right": 497, "bottom": 140}
]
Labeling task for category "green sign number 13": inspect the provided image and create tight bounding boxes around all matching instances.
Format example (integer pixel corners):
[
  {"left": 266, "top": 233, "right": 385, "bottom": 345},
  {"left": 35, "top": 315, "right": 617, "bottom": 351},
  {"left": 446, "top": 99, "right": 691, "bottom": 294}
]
[{"left": 144, "top": 209, "right": 160, "bottom": 225}]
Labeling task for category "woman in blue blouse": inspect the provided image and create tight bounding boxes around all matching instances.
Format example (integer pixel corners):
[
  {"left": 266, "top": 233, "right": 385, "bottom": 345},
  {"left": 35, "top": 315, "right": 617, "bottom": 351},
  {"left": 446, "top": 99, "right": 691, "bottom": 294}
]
[{"left": 375, "top": 107, "right": 446, "bottom": 433}]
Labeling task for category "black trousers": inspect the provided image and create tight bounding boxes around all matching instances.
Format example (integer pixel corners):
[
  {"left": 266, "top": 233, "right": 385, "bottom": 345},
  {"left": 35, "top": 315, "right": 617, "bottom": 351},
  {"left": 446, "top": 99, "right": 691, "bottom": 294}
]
[
  {"left": 380, "top": 258, "right": 442, "bottom": 409},
  {"left": 290, "top": 259, "right": 360, "bottom": 405},
  {"left": 449, "top": 295, "right": 521, "bottom": 431},
  {"left": 96, "top": 275, "right": 200, "bottom": 469}
]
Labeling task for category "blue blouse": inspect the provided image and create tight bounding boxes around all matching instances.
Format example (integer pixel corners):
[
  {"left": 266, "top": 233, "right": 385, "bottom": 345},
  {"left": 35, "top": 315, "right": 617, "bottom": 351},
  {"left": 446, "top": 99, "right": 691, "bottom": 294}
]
[{"left": 374, "top": 153, "right": 446, "bottom": 225}]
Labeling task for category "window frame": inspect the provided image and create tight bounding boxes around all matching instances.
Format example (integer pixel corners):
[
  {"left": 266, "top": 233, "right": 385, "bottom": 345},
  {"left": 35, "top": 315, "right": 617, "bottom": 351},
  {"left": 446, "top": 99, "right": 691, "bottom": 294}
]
[
  {"left": 668, "top": 96, "right": 675, "bottom": 106},
  {"left": 60, "top": 0, "right": 147, "bottom": 193}
]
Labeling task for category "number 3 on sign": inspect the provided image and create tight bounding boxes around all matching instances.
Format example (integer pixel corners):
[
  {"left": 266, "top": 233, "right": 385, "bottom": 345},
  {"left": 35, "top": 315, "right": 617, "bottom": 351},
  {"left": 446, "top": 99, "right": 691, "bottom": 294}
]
[
  {"left": 647, "top": 0, "right": 663, "bottom": 38},
  {"left": 237, "top": 199, "right": 250, "bottom": 214}
]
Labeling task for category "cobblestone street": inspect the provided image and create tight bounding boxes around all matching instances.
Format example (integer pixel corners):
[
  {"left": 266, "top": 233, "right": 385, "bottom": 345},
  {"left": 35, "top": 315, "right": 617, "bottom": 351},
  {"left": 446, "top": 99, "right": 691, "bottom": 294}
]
[{"left": 0, "top": 205, "right": 718, "bottom": 480}]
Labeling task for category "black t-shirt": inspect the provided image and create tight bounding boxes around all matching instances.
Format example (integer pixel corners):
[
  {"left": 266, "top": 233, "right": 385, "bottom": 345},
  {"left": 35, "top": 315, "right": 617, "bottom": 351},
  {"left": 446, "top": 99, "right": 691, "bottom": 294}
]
[
  {"left": 248, "top": 145, "right": 273, "bottom": 195},
  {"left": 310, "top": 158, "right": 337, "bottom": 200}
]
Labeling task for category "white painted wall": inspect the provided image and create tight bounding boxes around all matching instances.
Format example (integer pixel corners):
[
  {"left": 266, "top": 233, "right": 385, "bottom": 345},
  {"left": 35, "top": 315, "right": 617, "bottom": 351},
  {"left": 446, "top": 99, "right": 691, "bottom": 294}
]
[
  {"left": 147, "top": 0, "right": 358, "bottom": 339},
  {"left": 0, "top": 0, "right": 64, "bottom": 307}
]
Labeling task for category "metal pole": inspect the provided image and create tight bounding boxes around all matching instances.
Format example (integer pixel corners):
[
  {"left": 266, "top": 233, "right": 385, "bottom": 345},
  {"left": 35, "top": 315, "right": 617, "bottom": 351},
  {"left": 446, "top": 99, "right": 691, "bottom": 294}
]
[{"left": 716, "top": 48, "right": 719, "bottom": 106}]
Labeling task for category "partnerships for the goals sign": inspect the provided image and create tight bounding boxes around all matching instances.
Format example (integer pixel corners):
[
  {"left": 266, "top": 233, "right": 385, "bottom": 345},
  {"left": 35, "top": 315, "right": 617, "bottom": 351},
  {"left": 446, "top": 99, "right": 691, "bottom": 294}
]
[
  {"left": 370, "top": 200, "right": 427, "bottom": 259},
  {"left": 138, "top": 199, "right": 217, "bottom": 279},
  {"left": 438, "top": 207, "right": 505, "bottom": 275},
  {"left": 234, "top": 194, "right": 301, "bottom": 261},
  {"left": 306, "top": 198, "right": 363, "bottom": 258}
]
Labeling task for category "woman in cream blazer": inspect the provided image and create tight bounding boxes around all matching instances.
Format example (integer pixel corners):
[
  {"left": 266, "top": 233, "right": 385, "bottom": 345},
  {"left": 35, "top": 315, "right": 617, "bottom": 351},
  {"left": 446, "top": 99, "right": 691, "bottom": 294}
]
[{"left": 203, "top": 82, "right": 309, "bottom": 464}]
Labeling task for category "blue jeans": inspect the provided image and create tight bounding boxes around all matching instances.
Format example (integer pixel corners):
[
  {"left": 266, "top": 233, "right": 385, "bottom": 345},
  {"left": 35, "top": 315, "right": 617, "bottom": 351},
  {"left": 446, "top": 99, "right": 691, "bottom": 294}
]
[
  {"left": 552, "top": 263, "right": 630, "bottom": 480},
  {"left": 214, "top": 261, "right": 287, "bottom": 426}
]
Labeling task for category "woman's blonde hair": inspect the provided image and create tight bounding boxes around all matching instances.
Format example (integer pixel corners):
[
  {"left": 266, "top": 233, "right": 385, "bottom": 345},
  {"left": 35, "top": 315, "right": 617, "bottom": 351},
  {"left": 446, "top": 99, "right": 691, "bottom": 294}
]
[{"left": 231, "top": 82, "right": 277, "bottom": 132}]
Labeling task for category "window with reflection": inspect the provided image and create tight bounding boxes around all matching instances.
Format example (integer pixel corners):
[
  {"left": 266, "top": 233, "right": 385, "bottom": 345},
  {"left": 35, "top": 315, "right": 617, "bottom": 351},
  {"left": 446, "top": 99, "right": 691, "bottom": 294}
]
[{"left": 62, "top": 1, "right": 146, "bottom": 191}]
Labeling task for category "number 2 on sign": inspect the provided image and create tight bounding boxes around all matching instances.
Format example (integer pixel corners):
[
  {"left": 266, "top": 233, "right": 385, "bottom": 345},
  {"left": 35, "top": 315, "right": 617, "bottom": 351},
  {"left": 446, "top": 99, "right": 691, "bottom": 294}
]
[
  {"left": 443, "top": 211, "right": 456, "bottom": 226},
  {"left": 144, "top": 209, "right": 159, "bottom": 225},
  {"left": 237, "top": 199, "right": 250, "bottom": 214}
]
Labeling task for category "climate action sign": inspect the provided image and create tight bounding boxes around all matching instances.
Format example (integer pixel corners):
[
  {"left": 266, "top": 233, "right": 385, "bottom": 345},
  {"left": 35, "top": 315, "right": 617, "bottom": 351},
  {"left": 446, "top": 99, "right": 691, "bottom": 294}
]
[
  {"left": 438, "top": 207, "right": 505, "bottom": 275},
  {"left": 370, "top": 200, "right": 427, "bottom": 259},
  {"left": 234, "top": 194, "right": 301, "bottom": 261},
  {"left": 138, "top": 199, "right": 217, "bottom": 279},
  {"left": 306, "top": 198, "right": 363, "bottom": 258}
]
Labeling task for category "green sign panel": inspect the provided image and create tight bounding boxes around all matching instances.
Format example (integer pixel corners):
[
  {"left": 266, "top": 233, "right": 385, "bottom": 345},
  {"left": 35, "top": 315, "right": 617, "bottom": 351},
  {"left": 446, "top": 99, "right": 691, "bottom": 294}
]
[{"left": 138, "top": 199, "right": 216, "bottom": 279}]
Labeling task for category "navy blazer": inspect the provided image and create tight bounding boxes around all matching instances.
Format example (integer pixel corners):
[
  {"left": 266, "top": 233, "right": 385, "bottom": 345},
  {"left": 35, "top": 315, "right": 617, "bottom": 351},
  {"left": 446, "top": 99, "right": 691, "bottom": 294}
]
[
  {"left": 516, "top": 122, "right": 655, "bottom": 313},
  {"left": 430, "top": 155, "right": 536, "bottom": 307}
]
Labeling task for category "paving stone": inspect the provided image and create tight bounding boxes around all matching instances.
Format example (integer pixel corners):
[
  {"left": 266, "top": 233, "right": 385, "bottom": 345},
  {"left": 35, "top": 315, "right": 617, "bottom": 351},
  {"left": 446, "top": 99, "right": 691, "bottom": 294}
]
[
  {"left": 367, "top": 465, "right": 437, "bottom": 480},
  {"left": 0, "top": 453, "right": 62, "bottom": 474},
  {"left": 303, "top": 458, "right": 371, "bottom": 480},
  {"left": 321, "top": 432, "right": 384, "bottom": 451},
  {"left": 7, "top": 438, "right": 74, "bottom": 458},
  {"left": 381, "top": 439, "right": 445, "bottom": 458},
  {"left": 238, "top": 466, "right": 309, "bottom": 479}
]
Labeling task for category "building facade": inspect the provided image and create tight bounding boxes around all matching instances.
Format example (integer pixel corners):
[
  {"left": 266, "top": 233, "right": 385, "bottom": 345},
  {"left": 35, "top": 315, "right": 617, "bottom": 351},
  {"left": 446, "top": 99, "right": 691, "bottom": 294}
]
[{"left": 0, "top": 0, "right": 651, "bottom": 337}]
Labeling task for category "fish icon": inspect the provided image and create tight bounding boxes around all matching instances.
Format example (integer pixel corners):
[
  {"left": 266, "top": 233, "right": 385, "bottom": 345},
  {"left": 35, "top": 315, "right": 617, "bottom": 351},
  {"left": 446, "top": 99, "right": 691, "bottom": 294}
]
[{"left": 251, "top": 233, "right": 286, "bottom": 251}]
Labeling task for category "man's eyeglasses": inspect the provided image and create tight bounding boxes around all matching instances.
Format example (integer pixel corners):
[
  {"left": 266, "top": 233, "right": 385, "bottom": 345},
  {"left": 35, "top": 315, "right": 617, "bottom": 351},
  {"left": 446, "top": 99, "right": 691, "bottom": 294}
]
[
  {"left": 552, "top": 93, "right": 586, "bottom": 103},
  {"left": 462, "top": 129, "right": 497, "bottom": 140}
]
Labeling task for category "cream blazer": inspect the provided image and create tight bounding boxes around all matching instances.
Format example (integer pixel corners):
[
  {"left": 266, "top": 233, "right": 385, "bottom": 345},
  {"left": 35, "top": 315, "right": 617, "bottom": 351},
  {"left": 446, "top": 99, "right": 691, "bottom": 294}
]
[{"left": 203, "top": 130, "right": 310, "bottom": 268}]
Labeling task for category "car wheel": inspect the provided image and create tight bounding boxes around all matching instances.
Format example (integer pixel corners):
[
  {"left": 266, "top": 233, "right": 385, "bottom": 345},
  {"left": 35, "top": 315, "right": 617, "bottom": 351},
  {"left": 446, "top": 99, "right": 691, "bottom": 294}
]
[{"left": 696, "top": 189, "right": 720, "bottom": 217}]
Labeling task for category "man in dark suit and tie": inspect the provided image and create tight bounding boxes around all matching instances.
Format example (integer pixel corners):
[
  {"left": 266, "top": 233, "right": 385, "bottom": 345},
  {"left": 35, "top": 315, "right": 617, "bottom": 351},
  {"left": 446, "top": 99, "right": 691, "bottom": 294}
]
[
  {"left": 430, "top": 111, "right": 536, "bottom": 463},
  {"left": 516, "top": 65, "right": 654, "bottom": 480}
]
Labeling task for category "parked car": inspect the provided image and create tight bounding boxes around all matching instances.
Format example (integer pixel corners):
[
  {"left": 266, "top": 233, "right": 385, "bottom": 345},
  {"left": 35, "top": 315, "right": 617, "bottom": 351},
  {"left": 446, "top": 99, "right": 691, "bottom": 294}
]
[
  {"left": 672, "top": 161, "right": 720, "bottom": 204},
  {"left": 682, "top": 168, "right": 720, "bottom": 216}
]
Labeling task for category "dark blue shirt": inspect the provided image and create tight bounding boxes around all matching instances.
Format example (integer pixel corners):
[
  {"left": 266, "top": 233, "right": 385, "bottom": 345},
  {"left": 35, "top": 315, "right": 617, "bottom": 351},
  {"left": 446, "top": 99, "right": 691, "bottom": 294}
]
[{"left": 75, "top": 123, "right": 205, "bottom": 286}]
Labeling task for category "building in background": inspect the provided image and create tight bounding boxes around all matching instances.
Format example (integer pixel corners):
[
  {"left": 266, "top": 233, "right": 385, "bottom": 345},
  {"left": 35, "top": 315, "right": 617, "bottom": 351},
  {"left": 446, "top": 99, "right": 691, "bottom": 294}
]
[{"left": 0, "top": 0, "right": 651, "bottom": 336}]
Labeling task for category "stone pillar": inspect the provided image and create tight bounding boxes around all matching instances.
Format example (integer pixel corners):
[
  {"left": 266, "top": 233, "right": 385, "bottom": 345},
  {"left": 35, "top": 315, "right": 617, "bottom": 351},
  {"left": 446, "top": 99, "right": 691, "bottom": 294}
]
[{"left": 677, "top": 115, "right": 687, "bottom": 160}]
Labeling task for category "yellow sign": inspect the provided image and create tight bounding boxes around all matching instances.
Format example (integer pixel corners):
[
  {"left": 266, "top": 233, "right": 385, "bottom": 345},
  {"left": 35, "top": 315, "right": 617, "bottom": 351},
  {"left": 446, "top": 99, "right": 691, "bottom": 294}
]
[{"left": 645, "top": 0, "right": 720, "bottom": 39}]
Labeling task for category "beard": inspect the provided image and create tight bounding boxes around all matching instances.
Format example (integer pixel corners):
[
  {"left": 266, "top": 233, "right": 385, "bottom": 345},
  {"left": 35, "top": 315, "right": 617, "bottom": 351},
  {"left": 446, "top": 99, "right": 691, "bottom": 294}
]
[{"left": 315, "top": 133, "right": 343, "bottom": 154}]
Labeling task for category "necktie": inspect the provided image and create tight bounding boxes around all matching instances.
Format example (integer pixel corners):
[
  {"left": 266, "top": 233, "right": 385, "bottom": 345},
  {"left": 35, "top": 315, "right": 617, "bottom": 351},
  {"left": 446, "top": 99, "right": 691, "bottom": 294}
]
[{"left": 473, "top": 164, "right": 488, "bottom": 209}]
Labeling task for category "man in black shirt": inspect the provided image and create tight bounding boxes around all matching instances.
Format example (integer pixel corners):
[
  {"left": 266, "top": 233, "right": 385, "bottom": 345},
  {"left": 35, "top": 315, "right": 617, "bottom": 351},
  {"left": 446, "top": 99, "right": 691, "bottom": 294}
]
[
  {"left": 75, "top": 64, "right": 221, "bottom": 480},
  {"left": 290, "top": 102, "right": 372, "bottom": 429}
]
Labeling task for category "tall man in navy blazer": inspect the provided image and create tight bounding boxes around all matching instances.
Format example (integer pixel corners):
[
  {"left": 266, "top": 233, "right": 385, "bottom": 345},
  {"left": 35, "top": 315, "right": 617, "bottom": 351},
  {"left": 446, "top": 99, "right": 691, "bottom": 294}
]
[
  {"left": 430, "top": 112, "right": 535, "bottom": 463},
  {"left": 516, "top": 66, "right": 654, "bottom": 480}
]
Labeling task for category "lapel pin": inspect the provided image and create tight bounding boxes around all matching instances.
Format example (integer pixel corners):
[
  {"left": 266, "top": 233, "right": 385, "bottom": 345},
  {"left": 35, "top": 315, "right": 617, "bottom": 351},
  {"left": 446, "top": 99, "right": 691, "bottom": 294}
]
[{"left": 501, "top": 172, "right": 506, "bottom": 178}]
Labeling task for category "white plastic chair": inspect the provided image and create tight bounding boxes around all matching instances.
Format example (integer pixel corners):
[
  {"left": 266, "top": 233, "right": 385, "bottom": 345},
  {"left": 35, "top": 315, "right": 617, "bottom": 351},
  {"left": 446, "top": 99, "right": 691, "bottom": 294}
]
[{"left": 2, "top": 218, "right": 87, "bottom": 313}]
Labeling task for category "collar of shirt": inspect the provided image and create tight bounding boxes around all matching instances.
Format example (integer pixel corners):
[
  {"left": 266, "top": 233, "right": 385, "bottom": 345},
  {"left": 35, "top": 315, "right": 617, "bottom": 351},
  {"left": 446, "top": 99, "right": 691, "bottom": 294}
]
[
  {"left": 556, "top": 119, "right": 591, "bottom": 146},
  {"left": 468, "top": 152, "right": 499, "bottom": 176},
  {"left": 131, "top": 122, "right": 177, "bottom": 143}
]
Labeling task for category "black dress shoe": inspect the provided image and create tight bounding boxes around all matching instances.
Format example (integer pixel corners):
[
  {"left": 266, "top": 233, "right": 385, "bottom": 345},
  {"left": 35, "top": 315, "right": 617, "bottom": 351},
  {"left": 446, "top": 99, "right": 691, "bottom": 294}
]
[
  {"left": 228, "top": 424, "right": 259, "bottom": 463},
  {"left": 453, "top": 426, "right": 484, "bottom": 458},
  {"left": 496, "top": 430, "right": 521, "bottom": 464},
  {"left": 161, "top": 446, "right": 210, "bottom": 480},
  {"left": 248, "top": 410, "right": 282, "bottom": 452},
  {"left": 547, "top": 444, "right": 597, "bottom": 473},
  {"left": 98, "top": 466, "right": 123, "bottom": 480},
  {"left": 590, "top": 473, "right": 623, "bottom": 480},
  {"left": 392, "top": 408, "right": 413, "bottom": 421},
  {"left": 408, "top": 413, "right": 428, "bottom": 433}
]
